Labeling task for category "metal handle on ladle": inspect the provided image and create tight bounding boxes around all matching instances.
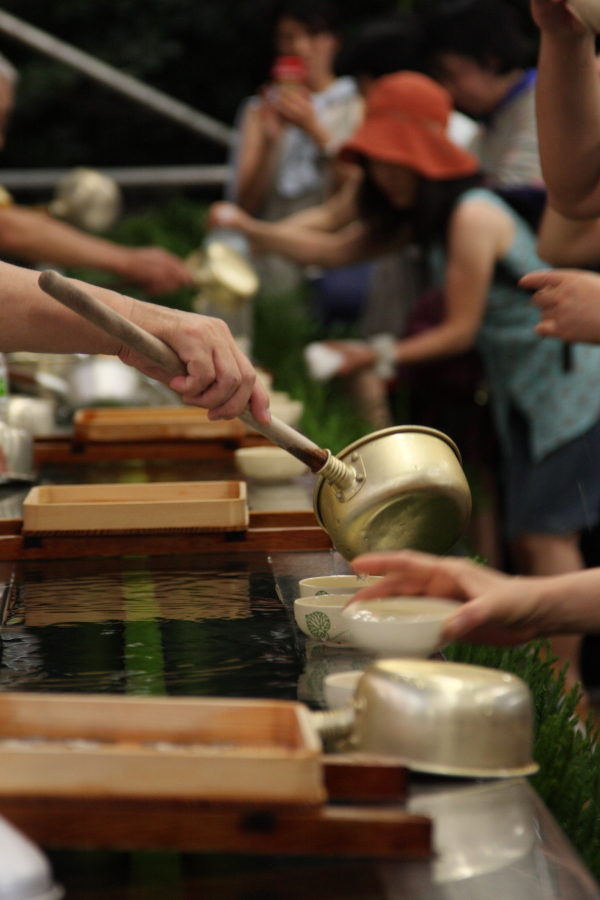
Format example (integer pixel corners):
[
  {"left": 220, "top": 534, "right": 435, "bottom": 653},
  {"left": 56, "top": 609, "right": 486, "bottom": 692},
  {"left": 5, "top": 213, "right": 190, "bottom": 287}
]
[{"left": 37, "top": 270, "right": 357, "bottom": 488}]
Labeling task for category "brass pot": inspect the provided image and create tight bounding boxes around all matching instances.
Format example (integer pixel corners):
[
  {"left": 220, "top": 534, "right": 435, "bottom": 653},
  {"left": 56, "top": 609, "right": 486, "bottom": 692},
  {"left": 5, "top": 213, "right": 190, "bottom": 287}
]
[
  {"left": 312, "top": 659, "right": 539, "bottom": 779},
  {"left": 313, "top": 426, "right": 471, "bottom": 560},
  {"left": 187, "top": 241, "right": 259, "bottom": 311},
  {"left": 48, "top": 168, "right": 122, "bottom": 232}
]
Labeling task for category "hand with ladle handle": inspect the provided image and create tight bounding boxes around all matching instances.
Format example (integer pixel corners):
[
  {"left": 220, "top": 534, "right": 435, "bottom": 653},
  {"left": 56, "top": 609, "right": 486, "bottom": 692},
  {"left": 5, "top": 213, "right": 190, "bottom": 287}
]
[{"left": 36, "top": 270, "right": 355, "bottom": 483}]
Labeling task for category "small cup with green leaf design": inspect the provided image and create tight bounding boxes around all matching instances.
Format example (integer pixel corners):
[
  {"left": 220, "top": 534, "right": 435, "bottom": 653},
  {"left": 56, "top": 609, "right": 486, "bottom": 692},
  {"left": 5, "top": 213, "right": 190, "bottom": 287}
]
[{"left": 294, "top": 594, "right": 356, "bottom": 647}]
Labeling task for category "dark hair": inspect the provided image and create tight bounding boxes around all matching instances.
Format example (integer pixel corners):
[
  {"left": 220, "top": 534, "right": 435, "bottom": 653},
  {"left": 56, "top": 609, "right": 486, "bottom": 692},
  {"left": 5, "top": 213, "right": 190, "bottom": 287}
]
[
  {"left": 422, "top": 0, "right": 535, "bottom": 74},
  {"left": 356, "top": 161, "right": 483, "bottom": 247},
  {"left": 274, "top": 0, "right": 338, "bottom": 35},
  {"left": 336, "top": 15, "right": 427, "bottom": 80}
]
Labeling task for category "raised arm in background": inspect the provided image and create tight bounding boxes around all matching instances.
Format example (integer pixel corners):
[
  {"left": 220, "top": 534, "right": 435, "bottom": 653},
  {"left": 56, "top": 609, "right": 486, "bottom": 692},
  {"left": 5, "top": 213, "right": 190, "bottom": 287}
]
[{"left": 532, "top": 0, "right": 600, "bottom": 217}]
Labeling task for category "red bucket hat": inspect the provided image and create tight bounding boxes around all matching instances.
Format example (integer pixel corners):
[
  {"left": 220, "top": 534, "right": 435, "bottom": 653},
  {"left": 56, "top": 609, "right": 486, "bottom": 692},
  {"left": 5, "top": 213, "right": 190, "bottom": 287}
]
[{"left": 340, "top": 72, "right": 480, "bottom": 181}]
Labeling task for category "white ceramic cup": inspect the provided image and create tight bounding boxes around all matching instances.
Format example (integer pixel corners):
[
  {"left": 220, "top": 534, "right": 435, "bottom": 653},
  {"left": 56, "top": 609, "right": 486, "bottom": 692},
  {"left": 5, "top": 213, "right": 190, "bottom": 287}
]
[
  {"left": 324, "top": 670, "right": 364, "bottom": 708},
  {"left": 294, "top": 594, "right": 356, "bottom": 646},
  {"left": 298, "top": 575, "right": 383, "bottom": 597},
  {"left": 341, "top": 597, "right": 463, "bottom": 657}
]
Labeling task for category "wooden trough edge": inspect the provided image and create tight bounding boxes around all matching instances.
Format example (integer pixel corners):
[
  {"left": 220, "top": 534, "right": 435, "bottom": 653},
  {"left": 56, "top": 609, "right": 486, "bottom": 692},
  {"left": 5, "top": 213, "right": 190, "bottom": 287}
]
[
  {"left": 0, "top": 794, "right": 432, "bottom": 858},
  {"left": 0, "top": 512, "right": 331, "bottom": 560}
]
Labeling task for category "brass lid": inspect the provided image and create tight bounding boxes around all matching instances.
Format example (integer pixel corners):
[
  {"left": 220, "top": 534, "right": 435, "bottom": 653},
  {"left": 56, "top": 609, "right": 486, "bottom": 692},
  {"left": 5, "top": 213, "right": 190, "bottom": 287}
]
[{"left": 187, "top": 242, "right": 259, "bottom": 299}]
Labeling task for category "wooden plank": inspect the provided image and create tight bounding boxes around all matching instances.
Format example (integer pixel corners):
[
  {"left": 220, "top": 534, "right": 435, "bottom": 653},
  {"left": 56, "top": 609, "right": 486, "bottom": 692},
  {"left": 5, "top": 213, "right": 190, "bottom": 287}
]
[
  {"left": 74, "top": 406, "right": 246, "bottom": 443},
  {"left": 22, "top": 481, "right": 248, "bottom": 534},
  {"left": 0, "top": 525, "right": 331, "bottom": 560},
  {"left": 0, "top": 795, "right": 432, "bottom": 858},
  {"left": 323, "top": 757, "right": 407, "bottom": 804},
  {"left": 34, "top": 433, "right": 272, "bottom": 465}
]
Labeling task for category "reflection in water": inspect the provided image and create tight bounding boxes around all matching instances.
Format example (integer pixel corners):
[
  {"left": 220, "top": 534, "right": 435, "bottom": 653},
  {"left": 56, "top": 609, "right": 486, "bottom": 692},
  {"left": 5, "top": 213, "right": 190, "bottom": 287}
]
[{"left": 0, "top": 553, "right": 302, "bottom": 699}]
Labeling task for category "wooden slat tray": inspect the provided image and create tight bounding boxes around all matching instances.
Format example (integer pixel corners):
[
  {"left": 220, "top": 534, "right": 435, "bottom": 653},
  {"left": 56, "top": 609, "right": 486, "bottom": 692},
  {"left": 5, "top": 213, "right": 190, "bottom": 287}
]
[
  {"left": 0, "top": 690, "right": 430, "bottom": 857},
  {"left": 0, "top": 693, "right": 324, "bottom": 804},
  {"left": 22, "top": 480, "right": 248, "bottom": 535},
  {"left": 74, "top": 406, "right": 246, "bottom": 443}
]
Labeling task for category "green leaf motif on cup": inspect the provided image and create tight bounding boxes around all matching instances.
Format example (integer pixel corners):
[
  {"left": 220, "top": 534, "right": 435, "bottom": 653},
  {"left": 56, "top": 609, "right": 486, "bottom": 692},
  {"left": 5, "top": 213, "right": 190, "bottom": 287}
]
[
  {"left": 315, "top": 590, "right": 328, "bottom": 596},
  {"left": 306, "top": 611, "right": 331, "bottom": 641}
]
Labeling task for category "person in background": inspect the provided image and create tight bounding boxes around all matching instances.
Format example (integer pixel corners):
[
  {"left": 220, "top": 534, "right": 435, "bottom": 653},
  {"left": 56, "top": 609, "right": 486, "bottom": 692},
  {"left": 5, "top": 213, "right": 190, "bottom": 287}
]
[
  {"left": 0, "top": 55, "right": 193, "bottom": 296},
  {"left": 424, "top": 0, "right": 546, "bottom": 228},
  {"left": 522, "top": 0, "right": 600, "bottom": 347},
  {"left": 226, "top": 0, "right": 362, "bottom": 294},
  {"left": 211, "top": 72, "right": 600, "bottom": 689},
  {"left": 0, "top": 261, "right": 270, "bottom": 422}
]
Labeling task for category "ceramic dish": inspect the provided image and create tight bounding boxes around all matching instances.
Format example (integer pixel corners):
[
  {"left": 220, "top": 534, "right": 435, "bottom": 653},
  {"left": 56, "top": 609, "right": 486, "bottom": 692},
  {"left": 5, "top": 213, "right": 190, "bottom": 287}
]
[
  {"left": 294, "top": 594, "right": 356, "bottom": 646},
  {"left": 298, "top": 574, "right": 383, "bottom": 597},
  {"left": 324, "top": 671, "right": 364, "bottom": 708},
  {"left": 341, "top": 597, "right": 462, "bottom": 658},
  {"left": 234, "top": 446, "right": 308, "bottom": 482}
]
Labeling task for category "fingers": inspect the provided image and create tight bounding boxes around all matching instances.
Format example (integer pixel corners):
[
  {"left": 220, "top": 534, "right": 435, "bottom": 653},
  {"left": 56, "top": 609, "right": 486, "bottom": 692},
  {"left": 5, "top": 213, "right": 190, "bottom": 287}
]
[
  {"left": 248, "top": 379, "right": 272, "bottom": 425},
  {"left": 519, "top": 269, "right": 569, "bottom": 292},
  {"left": 352, "top": 550, "right": 472, "bottom": 601}
]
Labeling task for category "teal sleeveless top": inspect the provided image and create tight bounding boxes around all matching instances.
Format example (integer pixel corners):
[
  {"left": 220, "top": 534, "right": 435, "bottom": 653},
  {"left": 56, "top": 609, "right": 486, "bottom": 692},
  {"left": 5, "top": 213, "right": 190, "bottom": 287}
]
[{"left": 429, "top": 188, "right": 600, "bottom": 462}]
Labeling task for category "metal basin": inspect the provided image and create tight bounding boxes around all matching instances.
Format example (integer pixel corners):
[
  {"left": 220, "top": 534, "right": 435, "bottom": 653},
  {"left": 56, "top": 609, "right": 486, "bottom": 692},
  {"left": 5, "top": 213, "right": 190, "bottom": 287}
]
[
  {"left": 350, "top": 659, "right": 538, "bottom": 778},
  {"left": 313, "top": 426, "right": 472, "bottom": 561}
]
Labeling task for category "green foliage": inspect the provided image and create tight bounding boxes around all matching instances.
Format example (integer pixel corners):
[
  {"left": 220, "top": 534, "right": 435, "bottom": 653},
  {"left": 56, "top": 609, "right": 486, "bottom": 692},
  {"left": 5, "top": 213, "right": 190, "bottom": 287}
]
[
  {"left": 64, "top": 195, "right": 209, "bottom": 311},
  {"left": 446, "top": 640, "right": 600, "bottom": 878}
]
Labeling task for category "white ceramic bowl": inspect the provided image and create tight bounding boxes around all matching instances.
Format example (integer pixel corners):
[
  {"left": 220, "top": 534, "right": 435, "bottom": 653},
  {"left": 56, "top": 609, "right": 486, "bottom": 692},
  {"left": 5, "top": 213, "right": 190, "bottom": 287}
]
[
  {"left": 234, "top": 446, "right": 308, "bottom": 482},
  {"left": 294, "top": 594, "right": 356, "bottom": 646},
  {"left": 324, "top": 670, "right": 364, "bottom": 708},
  {"left": 298, "top": 575, "right": 383, "bottom": 597},
  {"left": 341, "top": 597, "right": 462, "bottom": 658}
]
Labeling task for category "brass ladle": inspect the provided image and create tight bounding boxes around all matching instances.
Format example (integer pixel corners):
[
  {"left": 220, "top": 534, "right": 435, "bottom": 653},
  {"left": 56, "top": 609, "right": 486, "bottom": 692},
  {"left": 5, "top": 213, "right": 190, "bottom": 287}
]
[{"left": 38, "top": 271, "right": 471, "bottom": 560}]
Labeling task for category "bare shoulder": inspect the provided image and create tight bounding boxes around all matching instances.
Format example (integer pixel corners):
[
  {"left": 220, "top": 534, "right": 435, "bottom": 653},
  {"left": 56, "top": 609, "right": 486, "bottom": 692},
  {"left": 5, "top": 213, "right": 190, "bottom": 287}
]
[{"left": 449, "top": 194, "right": 516, "bottom": 255}]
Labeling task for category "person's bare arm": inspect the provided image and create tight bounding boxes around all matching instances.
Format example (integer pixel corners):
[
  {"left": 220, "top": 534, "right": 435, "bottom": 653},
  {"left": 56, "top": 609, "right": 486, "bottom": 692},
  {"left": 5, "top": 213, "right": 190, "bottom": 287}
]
[
  {"left": 234, "top": 101, "right": 283, "bottom": 215},
  {"left": 537, "top": 204, "right": 600, "bottom": 266},
  {"left": 532, "top": 0, "right": 600, "bottom": 217},
  {"left": 210, "top": 199, "right": 377, "bottom": 267},
  {"left": 0, "top": 206, "right": 194, "bottom": 295},
  {"left": 0, "top": 261, "right": 269, "bottom": 422},
  {"left": 351, "top": 550, "right": 600, "bottom": 644}
]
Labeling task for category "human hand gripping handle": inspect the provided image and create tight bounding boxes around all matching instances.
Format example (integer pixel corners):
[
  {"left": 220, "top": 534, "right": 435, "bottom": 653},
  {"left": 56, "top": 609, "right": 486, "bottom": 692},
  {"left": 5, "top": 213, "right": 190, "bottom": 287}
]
[{"left": 37, "top": 271, "right": 330, "bottom": 472}]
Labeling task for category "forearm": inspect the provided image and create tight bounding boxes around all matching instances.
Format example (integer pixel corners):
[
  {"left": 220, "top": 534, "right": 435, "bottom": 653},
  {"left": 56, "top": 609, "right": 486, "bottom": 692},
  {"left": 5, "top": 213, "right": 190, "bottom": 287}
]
[
  {"left": 244, "top": 217, "right": 371, "bottom": 267},
  {"left": 396, "top": 321, "right": 475, "bottom": 365},
  {"left": 537, "top": 30, "right": 600, "bottom": 216},
  {"left": 0, "top": 207, "right": 132, "bottom": 274},
  {"left": 537, "top": 205, "right": 600, "bottom": 266},
  {"left": 235, "top": 135, "right": 281, "bottom": 215},
  {"left": 534, "top": 568, "right": 600, "bottom": 633},
  {"left": 0, "top": 262, "right": 136, "bottom": 353}
]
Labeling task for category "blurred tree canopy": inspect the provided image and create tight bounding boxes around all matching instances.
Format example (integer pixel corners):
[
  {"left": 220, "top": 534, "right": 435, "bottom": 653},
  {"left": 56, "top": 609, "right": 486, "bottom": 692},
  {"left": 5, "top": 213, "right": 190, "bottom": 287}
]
[{"left": 0, "top": 0, "right": 404, "bottom": 170}]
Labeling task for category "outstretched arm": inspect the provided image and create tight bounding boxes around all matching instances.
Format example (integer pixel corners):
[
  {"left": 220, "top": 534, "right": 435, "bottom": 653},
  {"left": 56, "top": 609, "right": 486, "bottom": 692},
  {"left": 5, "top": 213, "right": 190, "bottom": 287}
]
[
  {"left": 351, "top": 550, "right": 600, "bottom": 644},
  {"left": 532, "top": 0, "right": 600, "bottom": 217},
  {"left": 0, "top": 206, "right": 193, "bottom": 295},
  {"left": 0, "top": 261, "right": 270, "bottom": 422}
]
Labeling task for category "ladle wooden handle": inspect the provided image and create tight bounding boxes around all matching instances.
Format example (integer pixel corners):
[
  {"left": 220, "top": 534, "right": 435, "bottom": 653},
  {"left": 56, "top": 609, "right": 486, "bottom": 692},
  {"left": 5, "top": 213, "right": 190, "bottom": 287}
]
[{"left": 37, "top": 271, "right": 330, "bottom": 472}]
